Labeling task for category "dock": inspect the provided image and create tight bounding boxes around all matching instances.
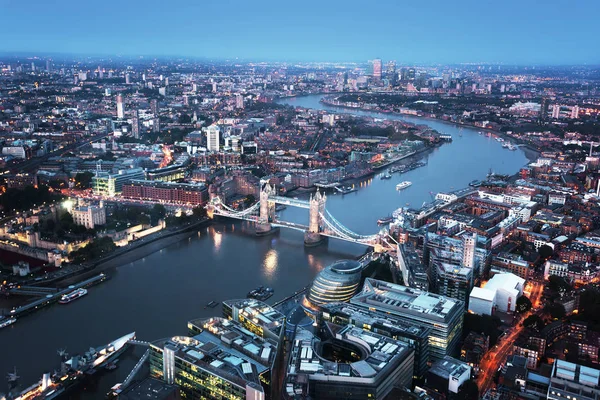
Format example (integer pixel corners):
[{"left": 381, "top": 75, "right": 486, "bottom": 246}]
[{"left": 8, "top": 273, "right": 108, "bottom": 318}]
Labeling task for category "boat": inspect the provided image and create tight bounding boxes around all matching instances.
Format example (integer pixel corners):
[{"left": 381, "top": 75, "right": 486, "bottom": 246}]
[
  {"left": 377, "top": 216, "right": 394, "bottom": 225},
  {"left": 507, "top": 143, "right": 517, "bottom": 151},
  {"left": 9, "top": 332, "right": 135, "bottom": 400},
  {"left": 396, "top": 181, "right": 412, "bottom": 190},
  {"left": 381, "top": 173, "right": 392, "bottom": 180},
  {"left": 59, "top": 288, "right": 88, "bottom": 304},
  {"left": 0, "top": 317, "right": 16, "bottom": 329},
  {"left": 389, "top": 165, "right": 404, "bottom": 173},
  {"left": 247, "top": 286, "right": 274, "bottom": 301},
  {"left": 469, "top": 180, "right": 482, "bottom": 187},
  {"left": 502, "top": 142, "right": 510, "bottom": 148},
  {"left": 206, "top": 301, "right": 218, "bottom": 308},
  {"left": 275, "top": 204, "right": 287, "bottom": 212}
]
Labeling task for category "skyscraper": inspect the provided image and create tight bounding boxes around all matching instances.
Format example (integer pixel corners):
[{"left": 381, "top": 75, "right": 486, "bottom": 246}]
[
  {"left": 152, "top": 117, "right": 160, "bottom": 133},
  {"left": 372, "top": 58, "right": 382, "bottom": 79},
  {"left": 552, "top": 104, "right": 561, "bottom": 119},
  {"left": 150, "top": 99, "right": 158, "bottom": 116},
  {"left": 116, "top": 94, "right": 124, "bottom": 119},
  {"left": 206, "top": 125, "right": 220, "bottom": 152},
  {"left": 540, "top": 97, "right": 549, "bottom": 121},
  {"left": 46, "top": 60, "right": 52, "bottom": 73},
  {"left": 235, "top": 94, "right": 244, "bottom": 109},
  {"left": 125, "top": 73, "right": 130, "bottom": 84},
  {"left": 98, "top": 66, "right": 103, "bottom": 79},
  {"left": 132, "top": 110, "right": 140, "bottom": 139}
]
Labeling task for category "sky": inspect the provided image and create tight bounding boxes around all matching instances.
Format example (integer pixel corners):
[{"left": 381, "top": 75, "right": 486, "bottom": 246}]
[{"left": 0, "top": 0, "right": 598, "bottom": 64}]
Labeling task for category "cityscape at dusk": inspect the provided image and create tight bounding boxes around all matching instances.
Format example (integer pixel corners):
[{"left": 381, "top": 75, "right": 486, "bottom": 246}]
[{"left": 1, "top": 2, "right": 600, "bottom": 400}]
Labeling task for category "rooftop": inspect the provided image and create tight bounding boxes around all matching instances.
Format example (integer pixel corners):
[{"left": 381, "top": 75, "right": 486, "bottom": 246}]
[{"left": 351, "top": 278, "right": 464, "bottom": 323}]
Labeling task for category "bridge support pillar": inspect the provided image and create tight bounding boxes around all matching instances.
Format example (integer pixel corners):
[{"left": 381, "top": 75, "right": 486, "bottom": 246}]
[
  {"left": 304, "top": 231, "right": 326, "bottom": 246},
  {"left": 256, "top": 183, "right": 277, "bottom": 236},
  {"left": 304, "top": 191, "right": 327, "bottom": 246}
]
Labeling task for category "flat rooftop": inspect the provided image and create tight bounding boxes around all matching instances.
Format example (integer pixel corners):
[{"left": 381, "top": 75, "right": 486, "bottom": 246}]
[{"left": 351, "top": 278, "right": 464, "bottom": 323}]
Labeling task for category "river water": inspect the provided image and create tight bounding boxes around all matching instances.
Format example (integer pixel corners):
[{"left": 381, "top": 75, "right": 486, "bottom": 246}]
[{"left": 0, "top": 95, "right": 528, "bottom": 398}]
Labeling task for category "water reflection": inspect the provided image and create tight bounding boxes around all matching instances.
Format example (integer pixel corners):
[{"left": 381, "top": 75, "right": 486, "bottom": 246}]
[
  {"left": 210, "top": 226, "right": 222, "bottom": 252},
  {"left": 262, "top": 249, "right": 278, "bottom": 279},
  {"left": 307, "top": 253, "right": 325, "bottom": 273}
]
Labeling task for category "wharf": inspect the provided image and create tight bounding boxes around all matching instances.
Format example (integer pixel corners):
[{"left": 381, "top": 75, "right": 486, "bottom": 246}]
[{"left": 7, "top": 273, "right": 107, "bottom": 318}]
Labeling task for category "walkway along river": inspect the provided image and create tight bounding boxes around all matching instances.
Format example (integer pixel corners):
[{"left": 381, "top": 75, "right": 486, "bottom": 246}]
[{"left": 0, "top": 94, "right": 528, "bottom": 398}]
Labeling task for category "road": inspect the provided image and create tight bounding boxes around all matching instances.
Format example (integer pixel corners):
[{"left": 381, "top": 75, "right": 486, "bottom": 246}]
[{"left": 476, "top": 279, "right": 545, "bottom": 394}]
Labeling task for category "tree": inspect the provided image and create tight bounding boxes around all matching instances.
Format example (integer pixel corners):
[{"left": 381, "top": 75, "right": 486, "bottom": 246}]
[
  {"left": 516, "top": 295, "right": 532, "bottom": 313},
  {"left": 523, "top": 314, "right": 545, "bottom": 331},
  {"left": 545, "top": 302, "right": 566, "bottom": 320},
  {"left": 548, "top": 275, "right": 572, "bottom": 293},
  {"left": 74, "top": 171, "right": 94, "bottom": 189},
  {"left": 192, "top": 206, "right": 207, "bottom": 219},
  {"left": 151, "top": 204, "right": 166, "bottom": 222},
  {"left": 538, "top": 244, "right": 554, "bottom": 260},
  {"left": 458, "top": 380, "right": 479, "bottom": 400}
]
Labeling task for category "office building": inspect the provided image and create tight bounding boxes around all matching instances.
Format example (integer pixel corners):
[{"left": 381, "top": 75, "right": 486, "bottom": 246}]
[
  {"left": 397, "top": 243, "right": 428, "bottom": 290},
  {"left": 425, "top": 356, "right": 471, "bottom": 398},
  {"left": 221, "top": 298, "right": 286, "bottom": 344},
  {"left": 92, "top": 168, "right": 145, "bottom": 197},
  {"left": 125, "top": 73, "right": 131, "bottom": 84},
  {"left": 153, "top": 117, "right": 160, "bottom": 133},
  {"left": 116, "top": 94, "right": 124, "bottom": 119},
  {"left": 71, "top": 203, "right": 106, "bottom": 229},
  {"left": 320, "top": 302, "right": 430, "bottom": 380},
  {"left": 306, "top": 259, "right": 362, "bottom": 308},
  {"left": 284, "top": 323, "right": 414, "bottom": 400},
  {"left": 426, "top": 233, "right": 488, "bottom": 281},
  {"left": 206, "top": 125, "right": 220, "bottom": 152},
  {"left": 351, "top": 278, "right": 464, "bottom": 362},
  {"left": 118, "top": 378, "right": 180, "bottom": 400},
  {"left": 372, "top": 58, "right": 382, "bottom": 79},
  {"left": 552, "top": 104, "right": 561, "bottom": 119},
  {"left": 150, "top": 317, "right": 275, "bottom": 400},
  {"left": 547, "top": 360, "right": 599, "bottom": 400},
  {"left": 145, "top": 163, "right": 188, "bottom": 182}
]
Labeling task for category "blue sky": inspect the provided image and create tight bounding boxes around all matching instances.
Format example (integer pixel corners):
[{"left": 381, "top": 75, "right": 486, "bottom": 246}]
[{"left": 0, "top": 0, "right": 598, "bottom": 64}]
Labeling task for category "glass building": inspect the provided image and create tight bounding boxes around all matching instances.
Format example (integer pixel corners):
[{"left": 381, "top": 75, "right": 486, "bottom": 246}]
[
  {"left": 307, "top": 260, "right": 362, "bottom": 308},
  {"left": 351, "top": 278, "right": 464, "bottom": 362},
  {"left": 149, "top": 316, "right": 281, "bottom": 400},
  {"left": 284, "top": 323, "right": 414, "bottom": 400}
]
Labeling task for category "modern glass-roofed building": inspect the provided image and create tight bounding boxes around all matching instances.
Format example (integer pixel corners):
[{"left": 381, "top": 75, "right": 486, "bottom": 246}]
[
  {"left": 320, "top": 302, "right": 431, "bottom": 381},
  {"left": 150, "top": 316, "right": 281, "bottom": 400},
  {"left": 284, "top": 323, "right": 414, "bottom": 400},
  {"left": 306, "top": 260, "right": 362, "bottom": 308},
  {"left": 351, "top": 278, "right": 464, "bottom": 362},
  {"left": 221, "top": 298, "right": 286, "bottom": 343}
]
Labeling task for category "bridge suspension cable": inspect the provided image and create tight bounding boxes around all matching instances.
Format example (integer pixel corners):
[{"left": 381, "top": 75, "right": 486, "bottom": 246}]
[{"left": 321, "top": 210, "right": 379, "bottom": 241}]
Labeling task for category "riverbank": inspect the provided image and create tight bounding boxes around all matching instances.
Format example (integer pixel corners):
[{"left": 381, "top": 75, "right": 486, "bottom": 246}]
[
  {"left": 58, "top": 219, "right": 211, "bottom": 286},
  {"left": 317, "top": 96, "right": 541, "bottom": 163}
]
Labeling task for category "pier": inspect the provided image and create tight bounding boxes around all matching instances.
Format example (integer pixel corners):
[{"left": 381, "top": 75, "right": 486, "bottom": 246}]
[{"left": 7, "top": 273, "right": 108, "bottom": 318}]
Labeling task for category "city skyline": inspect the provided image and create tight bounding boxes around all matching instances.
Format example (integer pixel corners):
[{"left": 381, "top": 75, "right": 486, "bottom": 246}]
[{"left": 1, "top": 0, "right": 599, "bottom": 64}]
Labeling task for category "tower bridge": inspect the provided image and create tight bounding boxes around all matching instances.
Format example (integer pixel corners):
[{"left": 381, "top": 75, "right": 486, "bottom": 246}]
[{"left": 207, "top": 184, "right": 396, "bottom": 252}]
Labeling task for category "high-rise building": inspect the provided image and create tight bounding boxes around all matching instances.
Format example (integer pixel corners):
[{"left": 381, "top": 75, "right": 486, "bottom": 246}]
[
  {"left": 206, "top": 125, "right": 220, "bottom": 152},
  {"left": 150, "top": 99, "right": 159, "bottom": 115},
  {"left": 386, "top": 60, "right": 396, "bottom": 83},
  {"left": 431, "top": 262, "right": 473, "bottom": 304},
  {"left": 351, "top": 278, "right": 464, "bottom": 362},
  {"left": 552, "top": 104, "right": 561, "bottom": 119},
  {"left": 116, "top": 94, "right": 124, "bottom": 119},
  {"left": 540, "top": 97, "right": 549, "bottom": 120},
  {"left": 372, "top": 58, "right": 382, "bottom": 79},
  {"left": 235, "top": 94, "right": 244, "bottom": 109},
  {"left": 46, "top": 59, "right": 52, "bottom": 73},
  {"left": 125, "top": 73, "right": 130, "bottom": 84},
  {"left": 571, "top": 105, "right": 580, "bottom": 119},
  {"left": 159, "top": 87, "right": 167, "bottom": 96},
  {"left": 31, "top": 61, "right": 35, "bottom": 72},
  {"left": 131, "top": 110, "right": 140, "bottom": 139},
  {"left": 98, "top": 66, "right": 103, "bottom": 79},
  {"left": 153, "top": 117, "right": 160, "bottom": 133},
  {"left": 462, "top": 232, "right": 477, "bottom": 270}
]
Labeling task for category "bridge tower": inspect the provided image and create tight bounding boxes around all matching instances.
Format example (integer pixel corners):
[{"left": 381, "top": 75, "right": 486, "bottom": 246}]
[
  {"left": 256, "top": 183, "right": 276, "bottom": 235},
  {"left": 304, "top": 190, "right": 326, "bottom": 246}
]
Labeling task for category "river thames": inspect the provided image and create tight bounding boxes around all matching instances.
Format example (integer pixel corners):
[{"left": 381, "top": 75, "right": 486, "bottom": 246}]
[{"left": 0, "top": 95, "right": 529, "bottom": 398}]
